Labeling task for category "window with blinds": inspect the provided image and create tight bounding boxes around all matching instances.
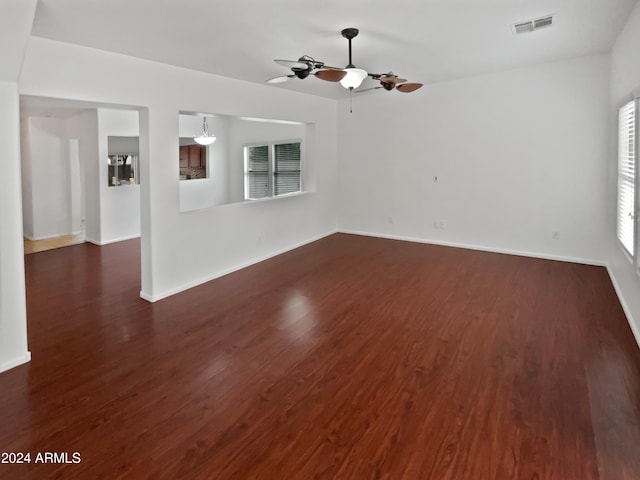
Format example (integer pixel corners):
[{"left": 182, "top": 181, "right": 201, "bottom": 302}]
[
  {"left": 246, "top": 145, "right": 270, "bottom": 199},
  {"left": 274, "top": 142, "right": 301, "bottom": 196},
  {"left": 244, "top": 141, "right": 302, "bottom": 200},
  {"left": 617, "top": 100, "right": 637, "bottom": 258}
]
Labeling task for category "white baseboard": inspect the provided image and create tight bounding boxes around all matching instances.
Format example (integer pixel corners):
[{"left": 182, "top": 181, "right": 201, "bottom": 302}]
[
  {"left": 139, "top": 230, "right": 338, "bottom": 303},
  {"left": 0, "top": 351, "right": 31, "bottom": 374},
  {"left": 24, "top": 233, "right": 65, "bottom": 241},
  {"left": 338, "top": 229, "right": 608, "bottom": 266},
  {"left": 88, "top": 234, "right": 141, "bottom": 246},
  {"left": 606, "top": 265, "right": 640, "bottom": 350},
  {"left": 24, "top": 233, "right": 54, "bottom": 241},
  {"left": 25, "top": 231, "right": 84, "bottom": 241}
]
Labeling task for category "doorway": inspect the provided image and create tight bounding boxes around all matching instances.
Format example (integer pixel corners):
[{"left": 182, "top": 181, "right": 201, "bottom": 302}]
[{"left": 19, "top": 96, "right": 142, "bottom": 253}]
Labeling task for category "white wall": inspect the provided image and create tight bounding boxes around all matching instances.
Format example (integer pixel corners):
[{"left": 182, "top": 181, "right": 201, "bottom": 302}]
[
  {"left": 20, "top": 116, "right": 73, "bottom": 239},
  {"left": 66, "top": 110, "right": 100, "bottom": 242},
  {"left": 19, "top": 37, "right": 338, "bottom": 301},
  {"left": 0, "top": 82, "right": 30, "bottom": 373},
  {"left": 338, "top": 54, "right": 611, "bottom": 264},
  {"left": 20, "top": 117, "right": 34, "bottom": 238},
  {"left": 0, "top": 0, "right": 36, "bottom": 82},
  {"left": 608, "top": 1, "right": 640, "bottom": 345},
  {"left": 0, "top": 0, "right": 37, "bottom": 372},
  {"left": 97, "top": 108, "right": 141, "bottom": 244},
  {"left": 69, "top": 139, "right": 82, "bottom": 233}
]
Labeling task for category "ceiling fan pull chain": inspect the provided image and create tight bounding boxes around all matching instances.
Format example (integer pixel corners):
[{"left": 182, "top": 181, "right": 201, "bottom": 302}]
[{"left": 350, "top": 88, "right": 353, "bottom": 113}]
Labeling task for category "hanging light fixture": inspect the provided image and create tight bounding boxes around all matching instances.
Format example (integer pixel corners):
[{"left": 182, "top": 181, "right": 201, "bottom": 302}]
[
  {"left": 194, "top": 117, "right": 216, "bottom": 145},
  {"left": 339, "top": 28, "right": 368, "bottom": 90},
  {"left": 340, "top": 67, "right": 368, "bottom": 89}
]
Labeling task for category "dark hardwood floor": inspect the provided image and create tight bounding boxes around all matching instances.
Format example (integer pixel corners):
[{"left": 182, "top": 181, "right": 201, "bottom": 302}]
[{"left": 1, "top": 233, "right": 640, "bottom": 479}]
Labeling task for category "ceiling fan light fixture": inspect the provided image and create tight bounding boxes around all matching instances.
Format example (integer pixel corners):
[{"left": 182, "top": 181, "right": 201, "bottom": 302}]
[
  {"left": 268, "top": 28, "right": 423, "bottom": 103},
  {"left": 340, "top": 67, "right": 368, "bottom": 89},
  {"left": 194, "top": 117, "right": 216, "bottom": 145}
]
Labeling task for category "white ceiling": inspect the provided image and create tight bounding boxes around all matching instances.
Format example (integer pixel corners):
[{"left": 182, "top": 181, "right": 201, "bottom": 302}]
[{"left": 29, "top": 0, "right": 639, "bottom": 99}]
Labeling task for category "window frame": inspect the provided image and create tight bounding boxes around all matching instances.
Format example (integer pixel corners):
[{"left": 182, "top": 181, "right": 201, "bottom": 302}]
[
  {"left": 635, "top": 97, "right": 640, "bottom": 279},
  {"left": 244, "top": 143, "right": 271, "bottom": 200},
  {"left": 617, "top": 99, "right": 636, "bottom": 259},
  {"left": 616, "top": 97, "right": 640, "bottom": 274},
  {"left": 244, "top": 139, "right": 303, "bottom": 201}
]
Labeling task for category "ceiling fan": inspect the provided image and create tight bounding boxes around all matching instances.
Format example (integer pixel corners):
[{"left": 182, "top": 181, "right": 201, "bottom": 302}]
[
  {"left": 266, "top": 55, "right": 347, "bottom": 84},
  {"left": 357, "top": 73, "right": 423, "bottom": 94},
  {"left": 267, "top": 28, "right": 423, "bottom": 95}
]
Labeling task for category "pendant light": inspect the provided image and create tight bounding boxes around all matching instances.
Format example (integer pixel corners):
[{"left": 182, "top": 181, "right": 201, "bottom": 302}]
[{"left": 194, "top": 117, "right": 216, "bottom": 145}]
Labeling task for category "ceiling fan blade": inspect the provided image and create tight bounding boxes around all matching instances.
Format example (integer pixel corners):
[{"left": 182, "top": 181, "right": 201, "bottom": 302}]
[
  {"left": 266, "top": 75, "right": 294, "bottom": 84},
  {"left": 315, "top": 69, "right": 347, "bottom": 82},
  {"left": 380, "top": 76, "right": 407, "bottom": 84},
  {"left": 354, "top": 86, "right": 383, "bottom": 94},
  {"left": 274, "top": 59, "right": 309, "bottom": 70},
  {"left": 396, "top": 83, "right": 423, "bottom": 93}
]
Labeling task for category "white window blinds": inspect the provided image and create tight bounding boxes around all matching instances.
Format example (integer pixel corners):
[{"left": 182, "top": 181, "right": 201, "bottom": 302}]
[
  {"left": 245, "top": 141, "right": 302, "bottom": 200},
  {"left": 274, "top": 142, "right": 301, "bottom": 196},
  {"left": 246, "top": 145, "right": 270, "bottom": 199},
  {"left": 617, "top": 100, "right": 637, "bottom": 257}
]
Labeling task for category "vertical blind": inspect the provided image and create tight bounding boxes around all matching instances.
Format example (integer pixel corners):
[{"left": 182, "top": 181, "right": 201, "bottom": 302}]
[
  {"left": 617, "top": 100, "right": 636, "bottom": 257},
  {"left": 246, "top": 145, "right": 270, "bottom": 199},
  {"left": 274, "top": 142, "right": 301, "bottom": 196}
]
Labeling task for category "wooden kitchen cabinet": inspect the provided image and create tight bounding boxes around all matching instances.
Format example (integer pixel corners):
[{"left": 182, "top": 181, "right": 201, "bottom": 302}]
[
  {"left": 179, "top": 145, "right": 206, "bottom": 169},
  {"left": 189, "top": 145, "right": 204, "bottom": 168}
]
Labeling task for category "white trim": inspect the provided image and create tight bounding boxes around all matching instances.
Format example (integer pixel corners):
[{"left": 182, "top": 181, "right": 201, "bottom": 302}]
[
  {"left": 606, "top": 265, "right": 640, "bottom": 350},
  {"left": 616, "top": 99, "right": 637, "bottom": 258},
  {"left": 338, "top": 229, "right": 607, "bottom": 266},
  {"left": 244, "top": 138, "right": 303, "bottom": 200},
  {"left": 87, "top": 234, "right": 141, "bottom": 246},
  {"left": 179, "top": 191, "right": 315, "bottom": 216},
  {"left": 0, "top": 351, "right": 31, "bottom": 374},
  {"left": 24, "top": 233, "right": 58, "bottom": 241},
  {"left": 635, "top": 96, "right": 640, "bottom": 277},
  {"left": 24, "top": 232, "right": 81, "bottom": 241},
  {"left": 139, "top": 230, "right": 338, "bottom": 302}
]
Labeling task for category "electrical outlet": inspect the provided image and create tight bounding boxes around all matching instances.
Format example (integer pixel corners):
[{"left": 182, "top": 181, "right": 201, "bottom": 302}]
[{"left": 552, "top": 231, "right": 560, "bottom": 240}]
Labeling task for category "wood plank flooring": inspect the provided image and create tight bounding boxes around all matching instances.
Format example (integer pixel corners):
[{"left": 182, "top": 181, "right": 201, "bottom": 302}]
[{"left": 1, "top": 233, "right": 640, "bottom": 479}]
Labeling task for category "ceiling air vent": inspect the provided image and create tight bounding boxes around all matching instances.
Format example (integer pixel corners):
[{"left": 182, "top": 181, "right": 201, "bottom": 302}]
[{"left": 512, "top": 15, "right": 554, "bottom": 35}]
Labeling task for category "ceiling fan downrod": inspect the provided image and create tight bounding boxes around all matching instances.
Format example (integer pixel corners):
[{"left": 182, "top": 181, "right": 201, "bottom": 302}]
[{"left": 341, "top": 28, "right": 359, "bottom": 68}]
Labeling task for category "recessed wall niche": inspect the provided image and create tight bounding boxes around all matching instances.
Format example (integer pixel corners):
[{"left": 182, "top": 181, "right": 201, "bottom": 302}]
[
  {"left": 178, "top": 112, "right": 308, "bottom": 213},
  {"left": 107, "top": 136, "right": 139, "bottom": 187}
]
